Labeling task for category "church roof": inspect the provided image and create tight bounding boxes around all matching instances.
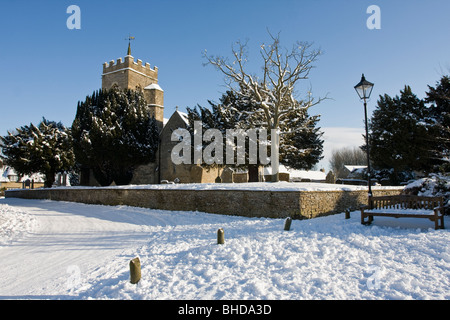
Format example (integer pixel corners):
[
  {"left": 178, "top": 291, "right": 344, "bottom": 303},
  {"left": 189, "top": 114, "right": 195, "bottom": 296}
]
[
  {"left": 160, "top": 109, "right": 190, "bottom": 137},
  {"left": 144, "top": 83, "right": 163, "bottom": 92},
  {"left": 174, "top": 110, "right": 189, "bottom": 125}
]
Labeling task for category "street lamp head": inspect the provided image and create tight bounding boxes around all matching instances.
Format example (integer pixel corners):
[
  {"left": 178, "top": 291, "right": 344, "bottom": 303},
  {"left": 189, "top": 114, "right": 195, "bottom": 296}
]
[{"left": 354, "top": 74, "right": 374, "bottom": 100}]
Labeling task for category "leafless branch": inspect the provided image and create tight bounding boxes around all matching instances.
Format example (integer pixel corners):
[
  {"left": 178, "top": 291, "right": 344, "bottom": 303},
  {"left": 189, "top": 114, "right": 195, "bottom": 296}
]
[{"left": 204, "top": 31, "right": 325, "bottom": 131}]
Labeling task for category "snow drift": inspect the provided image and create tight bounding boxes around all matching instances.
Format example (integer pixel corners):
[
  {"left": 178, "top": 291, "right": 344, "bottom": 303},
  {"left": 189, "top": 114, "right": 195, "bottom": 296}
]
[{"left": 0, "top": 197, "right": 448, "bottom": 300}]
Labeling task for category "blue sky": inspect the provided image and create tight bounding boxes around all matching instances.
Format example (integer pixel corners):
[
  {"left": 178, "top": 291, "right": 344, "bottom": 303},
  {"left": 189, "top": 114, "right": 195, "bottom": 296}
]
[{"left": 1, "top": 0, "right": 449, "bottom": 169}]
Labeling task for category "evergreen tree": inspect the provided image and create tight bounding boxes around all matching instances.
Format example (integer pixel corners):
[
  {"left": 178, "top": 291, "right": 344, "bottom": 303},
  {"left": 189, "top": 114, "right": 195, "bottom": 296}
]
[
  {"left": 368, "top": 86, "right": 430, "bottom": 183},
  {"left": 278, "top": 108, "right": 323, "bottom": 170},
  {"left": 425, "top": 75, "right": 450, "bottom": 171},
  {"left": 186, "top": 91, "right": 256, "bottom": 175},
  {"left": 186, "top": 90, "right": 323, "bottom": 180},
  {"left": 72, "top": 86, "right": 160, "bottom": 186},
  {"left": 0, "top": 118, "right": 75, "bottom": 187}
]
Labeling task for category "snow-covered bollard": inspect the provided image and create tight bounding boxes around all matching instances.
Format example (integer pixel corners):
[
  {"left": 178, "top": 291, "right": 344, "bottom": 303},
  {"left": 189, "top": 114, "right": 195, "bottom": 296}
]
[
  {"left": 129, "top": 257, "right": 141, "bottom": 284},
  {"left": 284, "top": 217, "right": 292, "bottom": 231},
  {"left": 345, "top": 210, "right": 351, "bottom": 219},
  {"left": 217, "top": 228, "right": 225, "bottom": 244}
]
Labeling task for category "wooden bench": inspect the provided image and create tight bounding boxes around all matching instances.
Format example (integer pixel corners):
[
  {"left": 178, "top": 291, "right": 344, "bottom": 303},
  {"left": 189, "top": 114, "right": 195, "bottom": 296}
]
[{"left": 361, "top": 195, "right": 445, "bottom": 230}]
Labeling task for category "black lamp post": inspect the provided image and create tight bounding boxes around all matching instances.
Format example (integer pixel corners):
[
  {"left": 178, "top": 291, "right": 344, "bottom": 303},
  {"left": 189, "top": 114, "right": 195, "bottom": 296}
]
[{"left": 354, "top": 74, "right": 374, "bottom": 198}]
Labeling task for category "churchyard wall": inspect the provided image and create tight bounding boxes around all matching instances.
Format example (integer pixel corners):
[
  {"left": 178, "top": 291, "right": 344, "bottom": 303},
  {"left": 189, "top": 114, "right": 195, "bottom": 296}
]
[{"left": 6, "top": 186, "right": 402, "bottom": 219}]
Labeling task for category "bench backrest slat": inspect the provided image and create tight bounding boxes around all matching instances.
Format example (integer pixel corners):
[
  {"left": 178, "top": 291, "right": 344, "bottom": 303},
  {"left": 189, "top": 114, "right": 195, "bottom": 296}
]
[{"left": 369, "top": 195, "right": 443, "bottom": 210}]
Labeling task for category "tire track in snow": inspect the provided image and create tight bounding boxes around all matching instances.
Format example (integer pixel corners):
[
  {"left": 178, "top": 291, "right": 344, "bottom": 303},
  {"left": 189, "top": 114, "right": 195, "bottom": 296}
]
[{"left": 0, "top": 198, "right": 165, "bottom": 298}]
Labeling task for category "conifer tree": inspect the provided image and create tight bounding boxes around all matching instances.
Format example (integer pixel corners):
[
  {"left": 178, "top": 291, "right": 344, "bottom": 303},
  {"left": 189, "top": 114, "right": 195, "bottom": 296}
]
[
  {"left": 72, "top": 86, "right": 159, "bottom": 185},
  {"left": 0, "top": 118, "right": 75, "bottom": 187},
  {"left": 368, "top": 86, "right": 430, "bottom": 183},
  {"left": 186, "top": 90, "right": 323, "bottom": 181},
  {"left": 425, "top": 75, "right": 450, "bottom": 171},
  {"left": 278, "top": 108, "right": 323, "bottom": 170},
  {"left": 186, "top": 91, "right": 257, "bottom": 178}
]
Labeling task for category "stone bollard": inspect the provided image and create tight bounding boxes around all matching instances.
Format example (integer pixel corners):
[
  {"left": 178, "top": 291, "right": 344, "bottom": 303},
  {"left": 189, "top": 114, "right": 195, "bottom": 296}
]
[
  {"left": 345, "top": 210, "right": 351, "bottom": 219},
  {"left": 129, "top": 257, "right": 141, "bottom": 284},
  {"left": 284, "top": 217, "right": 292, "bottom": 231},
  {"left": 217, "top": 228, "right": 225, "bottom": 245}
]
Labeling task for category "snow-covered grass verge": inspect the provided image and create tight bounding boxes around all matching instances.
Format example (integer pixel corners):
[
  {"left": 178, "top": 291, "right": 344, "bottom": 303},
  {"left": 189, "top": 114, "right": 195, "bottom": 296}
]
[
  {"left": 87, "top": 214, "right": 450, "bottom": 300},
  {"left": 0, "top": 201, "right": 38, "bottom": 246},
  {"left": 0, "top": 198, "right": 448, "bottom": 300}
]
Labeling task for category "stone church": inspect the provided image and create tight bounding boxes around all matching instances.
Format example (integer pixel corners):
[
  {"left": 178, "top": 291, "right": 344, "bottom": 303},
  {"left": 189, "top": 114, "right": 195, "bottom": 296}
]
[{"left": 82, "top": 45, "right": 231, "bottom": 186}]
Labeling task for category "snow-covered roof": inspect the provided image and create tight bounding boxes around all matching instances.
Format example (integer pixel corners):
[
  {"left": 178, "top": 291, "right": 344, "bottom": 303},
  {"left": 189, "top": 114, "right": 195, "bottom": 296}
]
[
  {"left": 1, "top": 166, "right": 16, "bottom": 182},
  {"left": 161, "top": 109, "right": 190, "bottom": 135},
  {"left": 263, "top": 165, "right": 326, "bottom": 180},
  {"left": 175, "top": 110, "right": 189, "bottom": 125},
  {"left": 0, "top": 165, "right": 45, "bottom": 183},
  {"left": 19, "top": 173, "right": 45, "bottom": 183},
  {"left": 144, "top": 83, "right": 163, "bottom": 92},
  {"left": 344, "top": 165, "right": 367, "bottom": 173}
]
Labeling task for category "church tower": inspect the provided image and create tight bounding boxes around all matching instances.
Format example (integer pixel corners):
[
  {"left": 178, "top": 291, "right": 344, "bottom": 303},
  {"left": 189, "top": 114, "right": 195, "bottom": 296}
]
[{"left": 101, "top": 42, "right": 164, "bottom": 130}]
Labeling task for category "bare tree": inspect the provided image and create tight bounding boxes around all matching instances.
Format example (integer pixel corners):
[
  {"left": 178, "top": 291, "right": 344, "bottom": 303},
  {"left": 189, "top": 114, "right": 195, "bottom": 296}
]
[
  {"left": 329, "top": 147, "right": 367, "bottom": 178},
  {"left": 204, "top": 31, "right": 325, "bottom": 181}
]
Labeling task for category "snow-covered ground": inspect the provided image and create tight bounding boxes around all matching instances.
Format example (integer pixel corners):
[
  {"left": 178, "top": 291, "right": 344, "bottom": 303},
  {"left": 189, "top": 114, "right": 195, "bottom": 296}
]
[
  {"left": 33, "top": 181, "right": 403, "bottom": 192},
  {"left": 0, "top": 197, "right": 449, "bottom": 300}
]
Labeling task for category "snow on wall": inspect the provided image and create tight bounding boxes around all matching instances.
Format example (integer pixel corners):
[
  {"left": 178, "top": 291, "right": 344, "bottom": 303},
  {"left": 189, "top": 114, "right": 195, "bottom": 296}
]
[{"left": 5, "top": 183, "right": 403, "bottom": 219}]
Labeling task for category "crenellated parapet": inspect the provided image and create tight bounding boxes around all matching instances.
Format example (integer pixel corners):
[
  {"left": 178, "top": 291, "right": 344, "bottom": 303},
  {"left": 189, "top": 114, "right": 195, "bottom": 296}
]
[
  {"left": 103, "top": 55, "right": 158, "bottom": 75},
  {"left": 101, "top": 51, "right": 164, "bottom": 131},
  {"left": 102, "top": 55, "right": 158, "bottom": 89}
]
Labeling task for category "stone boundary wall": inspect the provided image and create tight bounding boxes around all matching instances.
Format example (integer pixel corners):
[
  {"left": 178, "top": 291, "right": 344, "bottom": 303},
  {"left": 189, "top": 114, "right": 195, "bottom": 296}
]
[
  {"left": 298, "top": 189, "right": 402, "bottom": 219},
  {"left": 5, "top": 187, "right": 402, "bottom": 219}
]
